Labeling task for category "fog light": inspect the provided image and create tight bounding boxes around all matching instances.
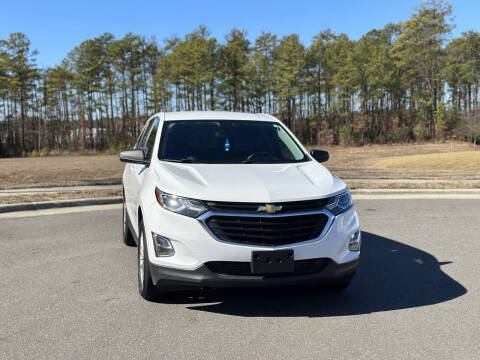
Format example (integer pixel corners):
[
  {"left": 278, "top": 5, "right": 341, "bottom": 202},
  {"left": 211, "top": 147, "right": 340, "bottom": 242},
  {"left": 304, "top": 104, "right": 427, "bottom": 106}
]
[
  {"left": 348, "top": 230, "right": 361, "bottom": 251},
  {"left": 151, "top": 232, "right": 175, "bottom": 257}
]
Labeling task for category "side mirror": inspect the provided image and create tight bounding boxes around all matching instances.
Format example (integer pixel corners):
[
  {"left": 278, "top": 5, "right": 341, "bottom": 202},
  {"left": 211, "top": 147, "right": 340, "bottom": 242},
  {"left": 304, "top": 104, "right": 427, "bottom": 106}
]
[
  {"left": 310, "top": 149, "right": 329, "bottom": 163},
  {"left": 119, "top": 149, "right": 150, "bottom": 165}
]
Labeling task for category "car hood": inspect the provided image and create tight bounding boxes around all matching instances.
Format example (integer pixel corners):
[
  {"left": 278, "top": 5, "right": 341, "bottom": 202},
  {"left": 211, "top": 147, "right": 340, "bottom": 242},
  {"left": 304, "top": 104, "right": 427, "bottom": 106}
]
[{"left": 153, "top": 161, "right": 346, "bottom": 203}]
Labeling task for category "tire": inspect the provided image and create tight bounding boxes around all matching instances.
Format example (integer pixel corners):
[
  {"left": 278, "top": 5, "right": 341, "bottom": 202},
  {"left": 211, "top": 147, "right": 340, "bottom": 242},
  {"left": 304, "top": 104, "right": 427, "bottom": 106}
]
[
  {"left": 122, "top": 189, "right": 136, "bottom": 246},
  {"left": 138, "top": 220, "right": 158, "bottom": 300}
]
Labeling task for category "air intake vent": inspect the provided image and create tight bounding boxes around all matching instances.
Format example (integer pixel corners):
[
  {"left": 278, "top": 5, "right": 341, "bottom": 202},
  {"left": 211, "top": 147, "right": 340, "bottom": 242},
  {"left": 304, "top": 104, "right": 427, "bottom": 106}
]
[{"left": 205, "top": 213, "right": 329, "bottom": 246}]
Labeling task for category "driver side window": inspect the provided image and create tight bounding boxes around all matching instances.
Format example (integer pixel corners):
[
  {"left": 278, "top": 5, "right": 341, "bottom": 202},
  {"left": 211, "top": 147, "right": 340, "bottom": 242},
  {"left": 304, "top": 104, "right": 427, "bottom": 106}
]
[
  {"left": 135, "top": 120, "right": 153, "bottom": 151},
  {"left": 135, "top": 117, "right": 160, "bottom": 161},
  {"left": 143, "top": 117, "right": 160, "bottom": 160}
]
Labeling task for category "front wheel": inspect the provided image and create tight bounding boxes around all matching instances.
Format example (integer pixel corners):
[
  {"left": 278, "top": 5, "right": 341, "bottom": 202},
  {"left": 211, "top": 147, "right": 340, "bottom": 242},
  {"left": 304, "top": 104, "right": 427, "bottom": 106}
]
[
  {"left": 138, "top": 220, "right": 157, "bottom": 301},
  {"left": 122, "top": 189, "right": 136, "bottom": 246}
]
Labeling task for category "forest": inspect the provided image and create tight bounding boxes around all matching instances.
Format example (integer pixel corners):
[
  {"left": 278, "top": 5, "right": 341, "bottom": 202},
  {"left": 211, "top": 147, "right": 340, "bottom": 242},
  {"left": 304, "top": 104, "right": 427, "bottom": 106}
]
[{"left": 0, "top": 0, "right": 479, "bottom": 157}]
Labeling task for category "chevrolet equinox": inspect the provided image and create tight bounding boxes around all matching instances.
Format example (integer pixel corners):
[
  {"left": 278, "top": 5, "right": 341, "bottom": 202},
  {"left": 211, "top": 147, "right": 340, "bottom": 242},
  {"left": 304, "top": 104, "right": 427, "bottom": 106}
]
[{"left": 120, "top": 111, "right": 360, "bottom": 300}]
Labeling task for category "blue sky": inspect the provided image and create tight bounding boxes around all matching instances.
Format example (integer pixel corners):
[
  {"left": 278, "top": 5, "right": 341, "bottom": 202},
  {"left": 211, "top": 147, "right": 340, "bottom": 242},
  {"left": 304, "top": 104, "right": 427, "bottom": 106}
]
[{"left": 1, "top": 0, "right": 478, "bottom": 67}]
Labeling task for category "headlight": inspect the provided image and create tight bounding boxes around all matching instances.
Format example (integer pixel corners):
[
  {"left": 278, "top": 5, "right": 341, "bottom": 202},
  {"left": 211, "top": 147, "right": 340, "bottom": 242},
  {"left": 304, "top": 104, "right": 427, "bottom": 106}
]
[
  {"left": 155, "top": 188, "right": 207, "bottom": 218},
  {"left": 325, "top": 189, "right": 353, "bottom": 215}
]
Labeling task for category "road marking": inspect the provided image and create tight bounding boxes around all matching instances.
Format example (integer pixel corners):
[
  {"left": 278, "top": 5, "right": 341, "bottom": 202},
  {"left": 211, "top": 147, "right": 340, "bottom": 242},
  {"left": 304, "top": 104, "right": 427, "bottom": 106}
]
[{"left": 0, "top": 204, "right": 122, "bottom": 219}]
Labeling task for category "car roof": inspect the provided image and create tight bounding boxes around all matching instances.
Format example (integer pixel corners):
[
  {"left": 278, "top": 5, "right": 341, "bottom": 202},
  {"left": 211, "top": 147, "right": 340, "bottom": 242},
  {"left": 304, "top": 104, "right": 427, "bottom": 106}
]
[{"left": 158, "top": 111, "right": 277, "bottom": 122}]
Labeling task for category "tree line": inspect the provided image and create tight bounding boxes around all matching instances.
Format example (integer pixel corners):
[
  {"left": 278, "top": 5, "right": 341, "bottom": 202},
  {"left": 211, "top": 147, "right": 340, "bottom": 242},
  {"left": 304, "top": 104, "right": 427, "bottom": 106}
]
[{"left": 0, "top": 0, "right": 479, "bottom": 157}]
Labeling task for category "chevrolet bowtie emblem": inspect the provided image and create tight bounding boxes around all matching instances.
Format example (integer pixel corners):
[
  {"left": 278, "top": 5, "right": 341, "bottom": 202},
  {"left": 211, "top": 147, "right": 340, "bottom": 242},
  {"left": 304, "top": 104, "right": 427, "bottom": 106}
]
[{"left": 257, "top": 204, "right": 282, "bottom": 214}]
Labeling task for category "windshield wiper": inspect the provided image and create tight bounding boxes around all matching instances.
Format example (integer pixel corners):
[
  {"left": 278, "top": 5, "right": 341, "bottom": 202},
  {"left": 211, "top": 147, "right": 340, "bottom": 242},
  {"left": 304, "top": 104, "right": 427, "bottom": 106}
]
[{"left": 161, "top": 158, "right": 193, "bottom": 163}]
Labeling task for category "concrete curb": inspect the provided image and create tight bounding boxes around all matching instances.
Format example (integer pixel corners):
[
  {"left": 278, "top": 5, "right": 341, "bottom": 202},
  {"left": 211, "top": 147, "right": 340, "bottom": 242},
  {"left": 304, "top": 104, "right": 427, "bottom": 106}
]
[
  {"left": 351, "top": 188, "right": 480, "bottom": 195},
  {"left": 1, "top": 188, "right": 480, "bottom": 213},
  {"left": 0, "top": 197, "right": 122, "bottom": 213},
  {"left": 0, "top": 184, "right": 122, "bottom": 196}
]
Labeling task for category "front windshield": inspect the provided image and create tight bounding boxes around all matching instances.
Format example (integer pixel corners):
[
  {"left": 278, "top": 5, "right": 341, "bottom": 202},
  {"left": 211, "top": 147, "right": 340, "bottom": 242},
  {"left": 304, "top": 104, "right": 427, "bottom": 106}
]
[{"left": 158, "top": 120, "right": 308, "bottom": 164}]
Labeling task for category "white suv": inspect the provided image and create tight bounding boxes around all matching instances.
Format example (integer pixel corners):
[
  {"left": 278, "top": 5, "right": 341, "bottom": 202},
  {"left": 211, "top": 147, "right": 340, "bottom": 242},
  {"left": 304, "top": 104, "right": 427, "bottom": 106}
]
[{"left": 121, "top": 111, "right": 360, "bottom": 300}]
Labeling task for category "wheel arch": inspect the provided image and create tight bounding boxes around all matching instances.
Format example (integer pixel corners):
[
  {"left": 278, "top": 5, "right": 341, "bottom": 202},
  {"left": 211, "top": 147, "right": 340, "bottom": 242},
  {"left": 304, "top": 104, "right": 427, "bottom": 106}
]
[{"left": 138, "top": 206, "right": 143, "bottom": 226}]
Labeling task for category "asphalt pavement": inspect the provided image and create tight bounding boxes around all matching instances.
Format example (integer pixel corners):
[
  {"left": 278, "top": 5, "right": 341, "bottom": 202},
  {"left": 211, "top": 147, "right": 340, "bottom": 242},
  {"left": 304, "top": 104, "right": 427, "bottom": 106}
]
[{"left": 1, "top": 199, "right": 479, "bottom": 359}]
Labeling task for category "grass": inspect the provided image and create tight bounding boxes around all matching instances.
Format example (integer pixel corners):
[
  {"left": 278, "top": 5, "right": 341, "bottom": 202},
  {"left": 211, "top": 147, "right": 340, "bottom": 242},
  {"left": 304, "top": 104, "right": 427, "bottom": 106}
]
[
  {"left": 0, "top": 142, "right": 478, "bottom": 197},
  {"left": 319, "top": 141, "right": 473, "bottom": 168},
  {"left": 0, "top": 155, "right": 124, "bottom": 190},
  {"left": 373, "top": 151, "right": 480, "bottom": 171},
  {"left": 318, "top": 142, "right": 480, "bottom": 180}
]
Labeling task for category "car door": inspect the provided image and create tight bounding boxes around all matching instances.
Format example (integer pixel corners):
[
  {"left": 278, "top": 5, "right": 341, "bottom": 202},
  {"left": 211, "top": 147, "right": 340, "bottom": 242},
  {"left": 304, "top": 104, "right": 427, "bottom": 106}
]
[{"left": 129, "top": 117, "right": 160, "bottom": 230}]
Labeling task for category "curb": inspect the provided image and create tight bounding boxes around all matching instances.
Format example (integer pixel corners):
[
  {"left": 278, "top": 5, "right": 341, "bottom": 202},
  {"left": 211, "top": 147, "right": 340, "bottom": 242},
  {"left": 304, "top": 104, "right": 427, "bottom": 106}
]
[
  {"left": 351, "top": 188, "right": 480, "bottom": 195},
  {"left": 0, "top": 197, "right": 122, "bottom": 213},
  {"left": 1, "top": 188, "right": 480, "bottom": 213},
  {"left": 0, "top": 184, "right": 122, "bottom": 196}
]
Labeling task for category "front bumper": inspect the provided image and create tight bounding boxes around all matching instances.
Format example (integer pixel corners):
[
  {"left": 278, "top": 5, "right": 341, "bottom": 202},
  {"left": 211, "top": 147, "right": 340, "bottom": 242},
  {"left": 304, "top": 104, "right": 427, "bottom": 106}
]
[
  {"left": 149, "top": 258, "right": 359, "bottom": 288},
  {"left": 142, "top": 201, "right": 361, "bottom": 271}
]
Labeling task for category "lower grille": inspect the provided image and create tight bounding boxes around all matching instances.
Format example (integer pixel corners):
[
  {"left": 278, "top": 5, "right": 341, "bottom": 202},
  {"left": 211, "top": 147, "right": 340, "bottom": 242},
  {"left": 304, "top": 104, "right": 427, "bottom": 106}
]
[
  {"left": 205, "top": 213, "right": 329, "bottom": 246},
  {"left": 205, "top": 258, "right": 331, "bottom": 277}
]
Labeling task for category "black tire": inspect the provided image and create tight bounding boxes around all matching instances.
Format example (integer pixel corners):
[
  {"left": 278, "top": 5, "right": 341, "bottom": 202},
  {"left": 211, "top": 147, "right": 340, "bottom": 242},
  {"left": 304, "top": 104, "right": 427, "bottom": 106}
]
[
  {"left": 138, "top": 220, "right": 157, "bottom": 301},
  {"left": 122, "top": 189, "right": 136, "bottom": 246}
]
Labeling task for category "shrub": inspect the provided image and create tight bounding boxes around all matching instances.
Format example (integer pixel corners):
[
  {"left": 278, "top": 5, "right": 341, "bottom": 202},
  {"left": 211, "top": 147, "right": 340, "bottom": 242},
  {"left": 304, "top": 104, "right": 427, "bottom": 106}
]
[
  {"left": 436, "top": 101, "right": 447, "bottom": 140},
  {"left": 391, "top": 126, "right": 411, "bottom": 142},
  {"left": 316, "top": 121, "right": 335, "bottom": 145},
  {"left": 109, "top": 140, "right": 117, "bottom": 153},
  {"left": 413, "top": 123, "right": 426, "bottom": 141},
  {"left": 339, "top": 125, "right": 354, "bottom": 146},
  {"left": 40, "top": 147, "right": 49, "bottom": 156}
]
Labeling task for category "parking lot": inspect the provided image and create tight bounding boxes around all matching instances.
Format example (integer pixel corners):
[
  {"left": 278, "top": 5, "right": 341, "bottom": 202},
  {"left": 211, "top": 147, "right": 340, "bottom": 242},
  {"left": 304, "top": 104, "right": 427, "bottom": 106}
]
[{"left": 1, "top": 199, "right": 478, "bottom": 359}]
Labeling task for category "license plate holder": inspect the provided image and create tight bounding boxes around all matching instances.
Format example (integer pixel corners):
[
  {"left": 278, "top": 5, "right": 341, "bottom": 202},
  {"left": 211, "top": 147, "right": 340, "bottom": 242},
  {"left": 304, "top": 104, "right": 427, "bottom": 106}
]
[{"left": 251, "top": 249, "right": 294, "bottom": 274}]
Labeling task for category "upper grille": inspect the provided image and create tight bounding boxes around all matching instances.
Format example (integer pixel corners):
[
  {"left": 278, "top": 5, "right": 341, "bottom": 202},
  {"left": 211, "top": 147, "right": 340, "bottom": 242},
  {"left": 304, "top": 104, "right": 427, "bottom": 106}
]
[
  {"left": 204, "top": 198, "right": 329, "bottom": 214},
  {"left": 204, "top": 213, "right": 329, "bottom": 246}
]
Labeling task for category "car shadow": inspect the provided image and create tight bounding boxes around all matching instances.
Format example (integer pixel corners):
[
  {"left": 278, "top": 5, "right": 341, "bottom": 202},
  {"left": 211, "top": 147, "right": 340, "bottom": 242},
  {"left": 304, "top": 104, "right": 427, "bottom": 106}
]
[{"left": 178, "top": 231, "right": 467, "bottom": 317}]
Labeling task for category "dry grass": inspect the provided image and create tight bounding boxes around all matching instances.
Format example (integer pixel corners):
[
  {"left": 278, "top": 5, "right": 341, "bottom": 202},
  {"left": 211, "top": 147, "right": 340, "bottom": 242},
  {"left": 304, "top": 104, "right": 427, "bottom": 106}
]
[
  {"left": 317, "top": 142, "right": 480, "bottom": 179},
  {"left": 373, "top": 151, "right": 480, "bottom": 171},
  {"left": 319, "top": 141, "right": 473, "bottom": 168},
  {"left": 0, "top": 155, "right": 124, "bottom": 190},
  {"left": 0, "top": 142, "right": 478, "bottom": 192},
  {"left": 0, "top": 189, "right": 121, "bottom": 205}
]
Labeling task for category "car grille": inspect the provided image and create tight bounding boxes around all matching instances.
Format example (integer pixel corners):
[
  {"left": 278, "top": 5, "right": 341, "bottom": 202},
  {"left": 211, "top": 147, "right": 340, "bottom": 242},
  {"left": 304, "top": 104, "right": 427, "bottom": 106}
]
[
  {"left": 204, "top": 198, "right": 329, "bottom": 214},
  {"left": 205, "top": 258, "right": 331, "bottom": 277},
  {"left": 204, "top": 213, "right": 329, "bottom": 246}
]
